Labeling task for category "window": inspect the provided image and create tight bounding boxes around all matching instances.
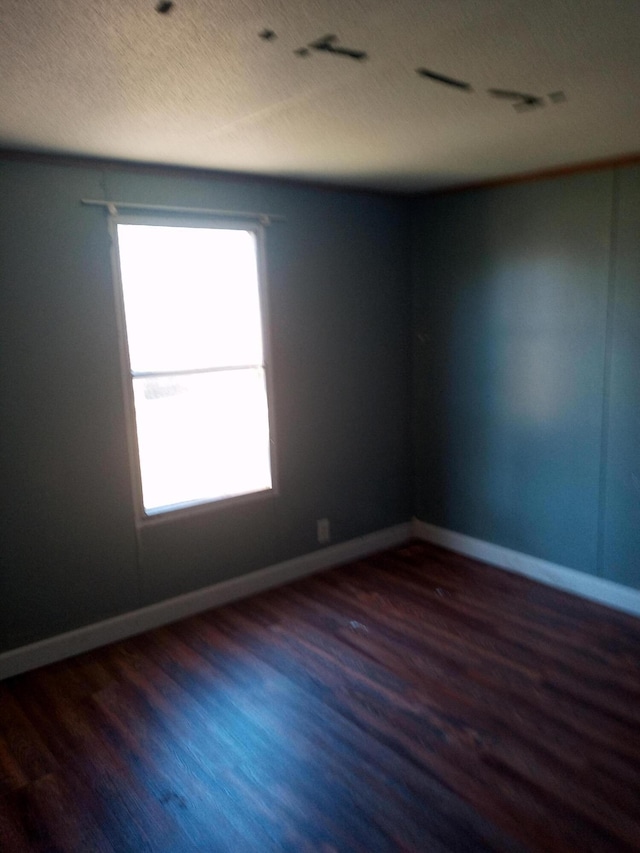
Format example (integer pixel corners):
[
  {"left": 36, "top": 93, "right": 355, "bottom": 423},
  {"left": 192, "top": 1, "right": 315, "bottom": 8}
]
[{"left": 112, "top": 217, "right": 275, "bottom": 517}]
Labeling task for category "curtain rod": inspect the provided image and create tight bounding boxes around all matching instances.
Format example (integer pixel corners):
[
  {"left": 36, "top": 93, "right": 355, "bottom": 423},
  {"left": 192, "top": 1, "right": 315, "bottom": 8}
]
[{"left": 80, "top": 199, "right": 285, "bottom": 225}]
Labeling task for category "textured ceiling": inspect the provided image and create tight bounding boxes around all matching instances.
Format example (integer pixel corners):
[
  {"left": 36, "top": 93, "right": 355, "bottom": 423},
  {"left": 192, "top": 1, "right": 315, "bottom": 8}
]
[{"left": 1, "top": 0, "right": 638, "bottom": 191}]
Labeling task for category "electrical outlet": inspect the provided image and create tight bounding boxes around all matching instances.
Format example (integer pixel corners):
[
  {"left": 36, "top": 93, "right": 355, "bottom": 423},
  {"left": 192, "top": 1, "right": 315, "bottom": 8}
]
[{"left": 317, "top": 518, "right": 330, "bottom": 545}]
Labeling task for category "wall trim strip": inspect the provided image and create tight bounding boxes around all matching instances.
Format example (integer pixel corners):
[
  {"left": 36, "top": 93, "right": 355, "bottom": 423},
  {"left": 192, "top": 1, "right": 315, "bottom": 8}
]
[
  {"left": 412, "top": 518, "right": 640, "bottom": 619},
  {"left": 0, "top": 523, "right": 411, "bottom": 681}
]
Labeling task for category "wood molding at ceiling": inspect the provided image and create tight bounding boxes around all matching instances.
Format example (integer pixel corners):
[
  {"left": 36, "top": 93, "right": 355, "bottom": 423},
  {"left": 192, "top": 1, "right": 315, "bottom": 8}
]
[{"left": 426, "top": 151, "right": 640, "bottom": 197}]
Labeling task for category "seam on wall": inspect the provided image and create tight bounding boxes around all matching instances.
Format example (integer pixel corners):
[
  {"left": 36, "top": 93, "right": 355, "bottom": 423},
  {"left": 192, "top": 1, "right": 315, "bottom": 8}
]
[
  {"left": 409, "top": 198, "right": 419, "bottom": 515},
  {"left": 596, "top": 169, "right": 620, "bottom": 577},
  {"left": 409, "top": 197, "right": 427, "bottom": 517}
]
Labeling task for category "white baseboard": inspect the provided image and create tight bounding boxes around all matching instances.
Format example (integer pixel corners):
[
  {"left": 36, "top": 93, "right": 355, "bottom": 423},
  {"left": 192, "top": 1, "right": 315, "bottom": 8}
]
[
  {"left": 412, "top": 518, "right": 640, "bottom": 620},
  {"left": 0, "top": 523, "right": 411, "bottom": 681}
]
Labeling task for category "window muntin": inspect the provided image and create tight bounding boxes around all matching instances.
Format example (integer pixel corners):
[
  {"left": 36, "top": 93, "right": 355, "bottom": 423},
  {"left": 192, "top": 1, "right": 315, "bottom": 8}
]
[{"left": 113, "top": 219, "right": 274, "bottom": 516}]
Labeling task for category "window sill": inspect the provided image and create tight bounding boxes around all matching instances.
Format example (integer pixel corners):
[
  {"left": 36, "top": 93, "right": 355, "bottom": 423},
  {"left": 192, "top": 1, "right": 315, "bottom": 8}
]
[{"left": 136, "top": 487, "right": 276, "bottom": 527}]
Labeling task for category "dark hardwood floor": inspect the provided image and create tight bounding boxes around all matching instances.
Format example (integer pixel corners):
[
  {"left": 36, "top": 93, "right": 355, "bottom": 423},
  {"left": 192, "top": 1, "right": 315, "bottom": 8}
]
[{"left": 1, "top": 541, "right": 640, "bottom": 852}]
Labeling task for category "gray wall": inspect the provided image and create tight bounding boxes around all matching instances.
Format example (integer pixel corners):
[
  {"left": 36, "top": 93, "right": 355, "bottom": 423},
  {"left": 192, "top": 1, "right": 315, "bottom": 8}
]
[
  {"left": 412, "top": 166, "right": 640, "bottom": 588},
  {"left": 2, "top": 153, "right": 638, "bottom": 657},
  {"left": 0, "top": 157, "right": 412, "bottom": 653}
]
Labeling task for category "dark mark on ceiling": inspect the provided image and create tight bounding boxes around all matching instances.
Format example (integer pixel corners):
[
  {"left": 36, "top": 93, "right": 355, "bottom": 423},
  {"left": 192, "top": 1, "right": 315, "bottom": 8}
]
[
  {"left": 307, "top": 34, "right": 368, "bottom": 61},
  {"left": 488, "top": 89, "right": 544, "bottom": 110},
  {"left": 416, "top": 68, "right": 472, "bottom": 90},
  {"left": 259, "top": 28, "right": 566, "bottom": 113},
  {"left": 155, "top": 1, "right": 174, "bottom": 14}
]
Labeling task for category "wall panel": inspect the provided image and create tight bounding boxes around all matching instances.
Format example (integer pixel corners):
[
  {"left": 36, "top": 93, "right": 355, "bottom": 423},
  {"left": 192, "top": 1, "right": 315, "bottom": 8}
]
[
  {"left": 602, "top": 166, "right": 640, "bottom": 588},
  {"left": 0, "top": 158, "right": 412, "bottom": 651},
  {"left": 412, "top": 173, "right": 613, "bottom": 573}
]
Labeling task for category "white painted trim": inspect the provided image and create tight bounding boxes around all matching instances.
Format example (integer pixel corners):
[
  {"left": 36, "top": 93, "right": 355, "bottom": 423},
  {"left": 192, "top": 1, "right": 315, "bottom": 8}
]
[
  {"left": 412, "top": 518, "right": 640, "bottom": 620},
  {"left": 0, "top": 523, "right": 411, "bottom": 681},
  {"left": 109, "top": 216, "right": 280, "bottom": 527}
]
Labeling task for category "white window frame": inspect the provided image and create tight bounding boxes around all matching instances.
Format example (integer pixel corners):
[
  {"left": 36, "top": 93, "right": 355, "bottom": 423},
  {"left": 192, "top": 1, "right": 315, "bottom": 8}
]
[{"left": 109, "top": 213, "right": 278, "bottom": 525}]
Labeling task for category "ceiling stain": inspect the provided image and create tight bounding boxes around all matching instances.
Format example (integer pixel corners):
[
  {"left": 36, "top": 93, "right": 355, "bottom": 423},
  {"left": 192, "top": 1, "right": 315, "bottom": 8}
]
[{"left": 415, "top": 69, "right": 472, "bottom": 91}]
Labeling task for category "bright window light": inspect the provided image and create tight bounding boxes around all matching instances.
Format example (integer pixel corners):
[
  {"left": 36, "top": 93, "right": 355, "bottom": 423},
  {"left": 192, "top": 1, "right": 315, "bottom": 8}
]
[{"left": 115, "top": 221, "right": 273, "bottom": 515}]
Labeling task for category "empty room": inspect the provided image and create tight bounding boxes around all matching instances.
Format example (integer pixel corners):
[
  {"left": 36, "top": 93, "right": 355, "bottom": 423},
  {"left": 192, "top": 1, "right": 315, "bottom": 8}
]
[{"left": 1, "top": 0, "right": 639, "bottom": 850}]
